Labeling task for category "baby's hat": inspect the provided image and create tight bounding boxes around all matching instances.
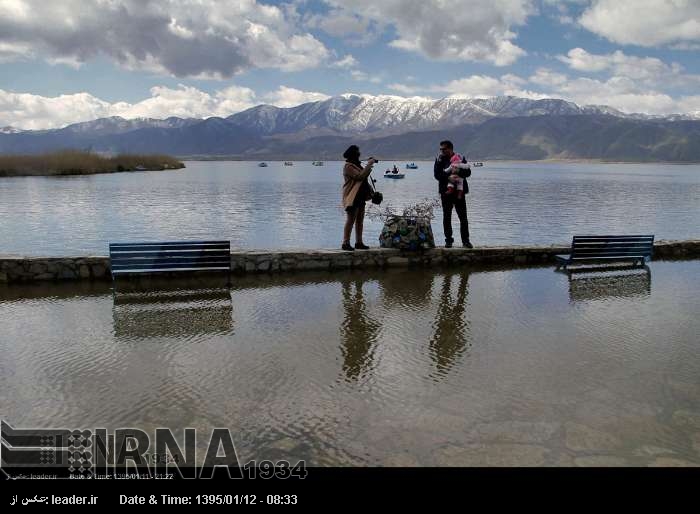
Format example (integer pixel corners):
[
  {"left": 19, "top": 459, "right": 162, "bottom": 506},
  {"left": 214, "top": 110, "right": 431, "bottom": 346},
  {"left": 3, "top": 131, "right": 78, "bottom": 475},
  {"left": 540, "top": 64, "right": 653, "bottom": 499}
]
[{"left": 450, "top": 152, "right": 462, "bottom": 163}]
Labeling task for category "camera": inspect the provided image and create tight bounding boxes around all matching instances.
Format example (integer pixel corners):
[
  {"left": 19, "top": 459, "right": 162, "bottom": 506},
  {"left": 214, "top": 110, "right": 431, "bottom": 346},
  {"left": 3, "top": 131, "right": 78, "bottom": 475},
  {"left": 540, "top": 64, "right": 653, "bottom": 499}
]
[{"left": 368, "top": 157, "right": 379, "bottom": 164}]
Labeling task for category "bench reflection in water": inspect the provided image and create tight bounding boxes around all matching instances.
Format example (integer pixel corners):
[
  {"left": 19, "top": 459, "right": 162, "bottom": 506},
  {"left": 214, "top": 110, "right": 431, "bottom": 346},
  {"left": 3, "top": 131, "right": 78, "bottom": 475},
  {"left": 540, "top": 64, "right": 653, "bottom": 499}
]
[
  {"left": 112, "top": 279, "right": 233, "bottom": 339},
  {"left": 567, "top": 265, "right": 651, "bottom": 303}
]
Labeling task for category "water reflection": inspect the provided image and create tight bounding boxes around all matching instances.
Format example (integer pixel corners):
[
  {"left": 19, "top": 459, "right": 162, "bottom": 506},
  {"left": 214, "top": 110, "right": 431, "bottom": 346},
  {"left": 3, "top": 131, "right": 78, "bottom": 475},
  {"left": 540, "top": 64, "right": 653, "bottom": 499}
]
[
  {"left": 428, "top": 272, "right": 472, "bottom": 379},
  {"left": 377, "top": 269, "right": 434, "bottom": 309},
  {"left": 112, "top": 287, "right": 233, "bottom": 340},
  {"left": 567, "top": 266, "right": 651, "bottom": 303},
  {"left": 2, "top": 262, "right": 700, "bottom": 466},
  {"left": 339, "top": 278, "right": 381, "bottom": 382},
  {"left": 337, "top": 270, "right": 473, "bottom": 382}
]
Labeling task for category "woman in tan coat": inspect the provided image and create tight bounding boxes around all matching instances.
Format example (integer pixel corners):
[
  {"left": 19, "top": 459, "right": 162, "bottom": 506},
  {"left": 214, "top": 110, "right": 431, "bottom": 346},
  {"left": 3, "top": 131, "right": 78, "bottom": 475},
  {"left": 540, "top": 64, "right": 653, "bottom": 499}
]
[{"left": 341, "top": 145, "right": 376, "bottom": 251}]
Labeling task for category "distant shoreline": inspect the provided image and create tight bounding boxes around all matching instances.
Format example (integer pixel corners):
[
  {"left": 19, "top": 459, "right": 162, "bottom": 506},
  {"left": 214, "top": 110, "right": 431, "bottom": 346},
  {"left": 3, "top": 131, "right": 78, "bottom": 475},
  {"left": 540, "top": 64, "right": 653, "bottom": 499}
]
[
  {"left": 178, "top": 156, "right": 700, "bottom": 165},
  {"left": 0, "top": 150, "right": 185, "bottom": 177}
]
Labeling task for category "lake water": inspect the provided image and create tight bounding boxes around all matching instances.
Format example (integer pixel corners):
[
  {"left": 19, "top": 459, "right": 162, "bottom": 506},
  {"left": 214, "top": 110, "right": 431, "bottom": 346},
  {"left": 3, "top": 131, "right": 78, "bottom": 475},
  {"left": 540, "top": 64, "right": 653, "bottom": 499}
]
[
  {"left": 1, "top": 161, "right": 699, "bottom": 256},
  {"left": 1, "top": 262, "right": 699, "bottom": 466}
]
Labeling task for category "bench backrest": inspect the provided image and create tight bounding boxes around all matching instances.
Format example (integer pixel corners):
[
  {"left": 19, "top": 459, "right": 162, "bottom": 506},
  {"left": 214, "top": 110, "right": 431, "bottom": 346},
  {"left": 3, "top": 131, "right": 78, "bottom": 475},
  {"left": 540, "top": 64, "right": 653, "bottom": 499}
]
[
  {"left": 109, "top": 240, "right": 231, "bottom": 275},
  {"left": 570, "top": 235, "right": 654, "bottom": 260}
]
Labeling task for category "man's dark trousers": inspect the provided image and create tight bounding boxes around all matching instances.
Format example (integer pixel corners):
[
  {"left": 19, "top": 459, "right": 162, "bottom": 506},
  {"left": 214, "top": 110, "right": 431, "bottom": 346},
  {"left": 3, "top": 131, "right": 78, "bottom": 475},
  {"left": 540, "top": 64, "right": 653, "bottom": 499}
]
[{"left": 441, "top": 193, "right": 469, "bottom": 245}]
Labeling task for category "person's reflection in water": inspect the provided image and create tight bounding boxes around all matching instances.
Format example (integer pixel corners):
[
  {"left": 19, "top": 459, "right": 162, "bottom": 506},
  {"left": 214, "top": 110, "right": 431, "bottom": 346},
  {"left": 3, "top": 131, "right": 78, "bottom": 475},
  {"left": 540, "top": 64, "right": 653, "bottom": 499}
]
[
  {"left": 429, "top": 271, "right": 471, "bottom": 380},
  {"left": 339, "top": 278, "right": 381, "bottom": 382}
]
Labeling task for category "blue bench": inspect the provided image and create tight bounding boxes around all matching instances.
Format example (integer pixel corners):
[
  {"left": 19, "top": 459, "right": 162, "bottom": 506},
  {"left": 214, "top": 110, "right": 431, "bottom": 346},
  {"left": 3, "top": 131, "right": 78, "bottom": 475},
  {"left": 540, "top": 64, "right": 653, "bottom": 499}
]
[
  {"left": 555, "top": 235, "right": 654, "bottom": 270},
  {"left": 109, "top": 240, "right": 231, "bottom": 283}
]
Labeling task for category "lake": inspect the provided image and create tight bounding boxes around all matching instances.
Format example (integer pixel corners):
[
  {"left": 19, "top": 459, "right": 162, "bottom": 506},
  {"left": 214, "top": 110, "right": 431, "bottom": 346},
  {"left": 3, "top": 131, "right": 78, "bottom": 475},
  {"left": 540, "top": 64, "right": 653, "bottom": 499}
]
[{"left": 1, "top": 161, "right": 699, "bottom": 256}]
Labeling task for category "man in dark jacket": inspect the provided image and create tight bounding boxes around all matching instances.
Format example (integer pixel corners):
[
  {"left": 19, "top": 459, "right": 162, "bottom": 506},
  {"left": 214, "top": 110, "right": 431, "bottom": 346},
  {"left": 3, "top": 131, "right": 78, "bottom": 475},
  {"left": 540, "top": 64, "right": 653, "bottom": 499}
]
[{"left": 434, "top": 140, "right": 473, "bottom": 248}]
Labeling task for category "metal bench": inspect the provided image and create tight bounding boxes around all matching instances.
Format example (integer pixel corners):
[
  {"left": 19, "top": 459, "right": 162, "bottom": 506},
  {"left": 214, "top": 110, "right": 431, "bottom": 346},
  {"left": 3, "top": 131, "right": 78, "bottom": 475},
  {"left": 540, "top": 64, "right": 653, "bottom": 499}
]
[
  {"left": 555, "top": 235, "right": 654, "bottom": 270},
  {"left": 109, "top": 240, "right": 231, "bottom": 284}
]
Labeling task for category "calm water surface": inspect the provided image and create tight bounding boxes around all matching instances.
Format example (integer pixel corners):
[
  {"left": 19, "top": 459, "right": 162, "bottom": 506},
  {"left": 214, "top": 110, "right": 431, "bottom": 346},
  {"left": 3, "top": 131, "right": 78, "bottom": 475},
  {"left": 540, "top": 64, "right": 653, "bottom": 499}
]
[
  {"left": 0, "top": 161, "right": 698, "bottom": 256},
  {"left": 1, "top": 261, "right": 699, "bottom": 466}
]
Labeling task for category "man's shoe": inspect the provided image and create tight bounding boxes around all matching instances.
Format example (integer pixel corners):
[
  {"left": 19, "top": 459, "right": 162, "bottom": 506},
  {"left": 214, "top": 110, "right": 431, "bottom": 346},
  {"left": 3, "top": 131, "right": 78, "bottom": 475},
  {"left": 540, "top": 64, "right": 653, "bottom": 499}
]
[
  {"left": 355, "top": 243, "right": 369, "bottom": 250},
  {"left": 342, "top": 243, "right": 355, "bottom": 251},
  {"left": 463, "top": 241, "right": 474, "bottom": 249}
]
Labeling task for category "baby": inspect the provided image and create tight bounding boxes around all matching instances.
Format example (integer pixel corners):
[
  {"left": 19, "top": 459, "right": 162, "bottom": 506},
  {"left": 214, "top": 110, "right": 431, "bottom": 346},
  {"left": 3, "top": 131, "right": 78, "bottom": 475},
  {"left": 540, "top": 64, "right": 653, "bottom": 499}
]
[{"left": 444, "top": 153, "right": 466, "bottom": 199}]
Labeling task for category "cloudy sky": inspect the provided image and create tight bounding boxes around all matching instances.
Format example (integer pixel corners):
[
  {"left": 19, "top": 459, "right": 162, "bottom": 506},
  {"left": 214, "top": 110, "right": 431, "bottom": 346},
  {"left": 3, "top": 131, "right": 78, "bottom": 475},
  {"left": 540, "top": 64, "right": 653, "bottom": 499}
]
[{"left": 1, "top": 0, "right": 699, "bottom": 129}]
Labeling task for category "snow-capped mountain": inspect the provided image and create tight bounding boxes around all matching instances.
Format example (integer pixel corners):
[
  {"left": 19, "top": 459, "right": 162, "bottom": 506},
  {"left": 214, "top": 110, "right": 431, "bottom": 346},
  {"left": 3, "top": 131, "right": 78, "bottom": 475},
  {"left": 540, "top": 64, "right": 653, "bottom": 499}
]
[
  {"left": 225, "top": 94, "right": 654, "bottom": 136},
  {"left": 60, "top": 116, "right": 200, "bottom": 136},
  {"left": 5, "top": 95, "right": 697, "bottom": 139},
  {"left": 2, "top": 95, "right": 699, "bottom": 161}
]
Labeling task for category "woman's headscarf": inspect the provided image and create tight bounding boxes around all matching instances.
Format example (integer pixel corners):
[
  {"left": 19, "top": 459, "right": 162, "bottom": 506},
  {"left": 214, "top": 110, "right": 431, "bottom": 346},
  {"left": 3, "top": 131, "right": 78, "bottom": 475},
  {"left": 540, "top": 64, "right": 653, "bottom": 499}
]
[{"left": 343, "top": 145, "right": 361, "bottom": 168}]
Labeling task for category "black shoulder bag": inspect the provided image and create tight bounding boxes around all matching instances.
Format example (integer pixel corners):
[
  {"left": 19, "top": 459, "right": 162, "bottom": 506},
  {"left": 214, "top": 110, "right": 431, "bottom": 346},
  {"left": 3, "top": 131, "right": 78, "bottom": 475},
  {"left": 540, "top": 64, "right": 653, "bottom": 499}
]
[{"left": 368, "top": 173, "right": 383, "bottom": 205}]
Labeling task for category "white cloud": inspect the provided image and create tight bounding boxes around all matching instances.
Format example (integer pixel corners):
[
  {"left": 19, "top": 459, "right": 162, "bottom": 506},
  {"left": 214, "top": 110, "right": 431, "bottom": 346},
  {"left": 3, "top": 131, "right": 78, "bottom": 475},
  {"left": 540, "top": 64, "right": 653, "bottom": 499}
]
[
  {"left": 541, "top": 0, "right": 589, "bottom": 4},
  {"left": 0, "top": 89, "right": 113, "bottom": 130},
  {"left": 330, "top": 54, "right": 359, "bottom": 68},
  {"left": 541, "top": 0, "right": 586, "bottom": 26},
  {"left": 350, "top": 70, "right": 368, "bottom": 81},
  {"left": 500, "top": 73, "right": 528, "bottom": 86},
  {"left": 438, "top": 75, "right": 506, "bottom": 97},
  {"left": 391, "top": 72, "right": 544, "bottom": 99},
  {"left": 670, "top": 42, "right": 700, "bottom": 51},
  {"left": 578, "top": 0, "right": 700, "bottom": 47},
  {"left": 45, "top": 56, "right": 84, "bottom": 70},
  {"left": 387, "top": 83, "right": 424, "bottom": 95},
  {"left": 323, "top": 0, "right": 534, "bottom": 66},
  {"left": 0, "top": 41, "right": 33, "bottom": 62},
  {"left": 105, "top": 85, "right": 261, "bottom": 121},
  {"left": 0, "top": 84, "right": 331, "bottom": 129},
  {"left": 0, "top": 0, "right": 330, "bottom": 77},
  {"left": 432, "top": 74, "right": 548, "bottom": 99},
  {"left": 676, "top": 96, "right": 700, "bottom": 116},
  {"left": 350, "top": 70, "right": 382, "bottom": 83},
  {"left": 558, "top": 15, "right": 575, "bottom": 25},
  {"left": 557, "top": 48, "right": 679, "bottom": 80},
  {"left": 261, "top": 86, "right": 330, "bottom": 107},
  {"left": 393, "top": 64, "right": 700, "bottom": 115},
  {"left": 555, "top": 76, "right": 679, "bottom": 114},
  {"left": 558, "top": 47, "right": 609, "bottom": 72},
  {"left": 0, "top": 85, "right": 336, "bottom": 130},
  {"left": 212, "top": 86, "right": 259, "bottom": 115},
  {"left": 305, "top": 8, "right": 374, "bottom": 41},
  {"left": 526, "top": 66, "right": 699, "bottom": 115},
  {"left": 529, "top": 68, "right": 568, "bottom": 86},
  {"left": 558, "top": 48, "right": 700, "bottom": 89}
]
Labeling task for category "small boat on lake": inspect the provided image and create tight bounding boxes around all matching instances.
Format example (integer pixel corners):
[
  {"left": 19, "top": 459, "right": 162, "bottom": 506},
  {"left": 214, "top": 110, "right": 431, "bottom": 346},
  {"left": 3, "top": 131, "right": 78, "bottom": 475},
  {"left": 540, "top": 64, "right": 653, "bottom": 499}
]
[
  {"left": 258, "top": 162, "right": 268, "bottom": 167},
  {"left": 472, "top": 162, "right": 484, "bottom": 167},
  {"left": 405, "top": 162, "right": 418, "bottom": 169},
  {"left": 312, "top": 160, "right": 324, "bottom": 166},
  {"left": 384, "top": 172, "right": 405, "bottom": 179},
  {"left": 284, "top": 161, "right": 294, "bottom": 166}
]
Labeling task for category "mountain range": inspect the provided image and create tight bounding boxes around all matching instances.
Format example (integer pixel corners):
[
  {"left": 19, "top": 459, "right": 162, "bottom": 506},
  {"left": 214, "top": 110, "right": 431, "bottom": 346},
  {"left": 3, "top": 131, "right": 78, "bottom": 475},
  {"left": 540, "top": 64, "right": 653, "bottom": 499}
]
[{"left": 2, "top": 95, "right": 700, "bottom": 161}]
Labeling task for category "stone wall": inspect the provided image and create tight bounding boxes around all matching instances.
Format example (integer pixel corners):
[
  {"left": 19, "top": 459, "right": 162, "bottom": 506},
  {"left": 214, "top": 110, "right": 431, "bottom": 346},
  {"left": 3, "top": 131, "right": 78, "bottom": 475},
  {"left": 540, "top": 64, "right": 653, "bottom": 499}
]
[{"left": 1, "top": 240, "right": 698, "bottom": 283}]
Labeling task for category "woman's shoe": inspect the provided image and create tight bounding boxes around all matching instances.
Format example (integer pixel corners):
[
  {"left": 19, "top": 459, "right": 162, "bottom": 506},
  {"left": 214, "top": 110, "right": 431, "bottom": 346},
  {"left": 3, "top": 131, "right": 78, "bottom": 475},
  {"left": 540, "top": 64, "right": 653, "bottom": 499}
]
[
  {"left": 342, "top": 243, "right": 355, "bottom": 251},
  {"left": 355, "top": 243, "right": 370, "bottom": 250}
]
